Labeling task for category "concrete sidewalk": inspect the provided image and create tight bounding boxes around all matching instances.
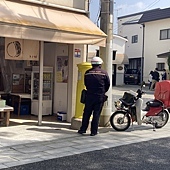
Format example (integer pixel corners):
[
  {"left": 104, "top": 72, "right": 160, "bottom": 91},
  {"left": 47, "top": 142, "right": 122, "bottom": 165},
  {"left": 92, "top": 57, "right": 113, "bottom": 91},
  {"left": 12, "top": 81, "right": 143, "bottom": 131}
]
[
  {"left": 0, "top": 85, "right": 161, "bottom": 169},
  {"left": 1, "top": 119, "right": 170, "bottom": 169}
]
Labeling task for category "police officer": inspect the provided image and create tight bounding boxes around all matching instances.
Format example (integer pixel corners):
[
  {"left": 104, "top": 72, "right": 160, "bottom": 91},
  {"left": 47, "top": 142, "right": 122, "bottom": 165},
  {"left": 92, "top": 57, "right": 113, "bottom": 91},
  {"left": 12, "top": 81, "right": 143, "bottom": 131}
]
[{"left": 78, "top": 56, "right": 110, "bottom": 136}]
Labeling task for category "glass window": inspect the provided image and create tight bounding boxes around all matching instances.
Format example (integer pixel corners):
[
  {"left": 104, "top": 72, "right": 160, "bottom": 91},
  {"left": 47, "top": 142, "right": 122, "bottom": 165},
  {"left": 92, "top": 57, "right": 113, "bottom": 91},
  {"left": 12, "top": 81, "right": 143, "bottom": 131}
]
[
  {"left": 168, "top": 29, "right": 170, "bottom": 39},
  {"left": 132, "top": 35, "right": 138, "bottom": 43},
  {"left": 156, "top": 63, "right": 165, "bottom": 71},
  {"left": 160, "top": 30, "right": 167, "bottom": 40}
]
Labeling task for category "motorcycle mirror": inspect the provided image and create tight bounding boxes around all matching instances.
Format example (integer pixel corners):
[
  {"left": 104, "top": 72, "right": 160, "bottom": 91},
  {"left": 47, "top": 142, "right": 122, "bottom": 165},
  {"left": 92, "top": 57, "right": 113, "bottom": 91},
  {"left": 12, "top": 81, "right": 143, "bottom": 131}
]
[
  {"left": 141, "top": 81, "right": 145, "bottom": 88},
  {"left": 140, "top": 81, "right": 145, "bottom": 90}
]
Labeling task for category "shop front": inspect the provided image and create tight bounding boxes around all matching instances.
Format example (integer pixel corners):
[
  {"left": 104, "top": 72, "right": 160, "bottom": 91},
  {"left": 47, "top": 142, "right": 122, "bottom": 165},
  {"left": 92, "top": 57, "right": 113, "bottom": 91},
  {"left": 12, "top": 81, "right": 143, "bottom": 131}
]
[{"left": 0, "top": 0, "right": 106, "bottom": 125}]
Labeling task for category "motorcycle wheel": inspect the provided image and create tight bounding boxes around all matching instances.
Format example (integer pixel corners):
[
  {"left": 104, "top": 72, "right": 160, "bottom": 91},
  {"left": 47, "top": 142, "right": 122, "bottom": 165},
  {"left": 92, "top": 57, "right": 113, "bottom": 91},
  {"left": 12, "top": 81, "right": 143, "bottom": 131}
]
[
  {"left": 155, "top": 110, "right": 169, "bottom": 128},
  {"left": 110, "top": 111, "right": 131, "bottom": 131}
]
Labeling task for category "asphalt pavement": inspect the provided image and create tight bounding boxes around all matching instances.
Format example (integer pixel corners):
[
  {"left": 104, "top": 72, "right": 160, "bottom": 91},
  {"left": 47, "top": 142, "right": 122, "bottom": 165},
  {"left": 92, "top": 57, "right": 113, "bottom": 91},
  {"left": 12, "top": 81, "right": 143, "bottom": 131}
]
[
  {"left": 3, "top": 137, "right": 170, "bottom": 170},
  {"left": 1, "top": 85, "right": 166, "bottom": 170}
]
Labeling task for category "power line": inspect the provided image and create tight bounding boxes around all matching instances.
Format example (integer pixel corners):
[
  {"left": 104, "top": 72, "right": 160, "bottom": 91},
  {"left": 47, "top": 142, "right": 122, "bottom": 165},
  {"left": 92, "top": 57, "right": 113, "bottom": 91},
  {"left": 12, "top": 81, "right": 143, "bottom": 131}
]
[
  {"left": 145, "top": 0, "right": 161, "bottom": 9},
  {"left": 94, "top": 0, "right": 101, "bottom": 26}
]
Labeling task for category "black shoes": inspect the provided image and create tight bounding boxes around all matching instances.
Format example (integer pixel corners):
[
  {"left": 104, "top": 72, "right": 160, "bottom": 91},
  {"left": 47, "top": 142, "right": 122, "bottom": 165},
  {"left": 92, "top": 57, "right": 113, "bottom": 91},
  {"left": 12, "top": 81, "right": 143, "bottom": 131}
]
[
  {"left": 78, "top": 130, "right": 98, "bottom": 136},
  {"left": 90, "top": 132, "right": 99, "bottom": 136},
  {"left": 77, "top": 130, "right": 86, "bottom": 134},
  {"left": 90, "top": 133, "right": 97, "bottom": 136}
]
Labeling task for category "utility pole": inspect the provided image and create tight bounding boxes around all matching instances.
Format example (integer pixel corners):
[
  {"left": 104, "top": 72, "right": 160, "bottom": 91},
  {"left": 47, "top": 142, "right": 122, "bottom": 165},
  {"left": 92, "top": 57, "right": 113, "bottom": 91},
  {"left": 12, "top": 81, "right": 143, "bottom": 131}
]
[{"left": 99, "top": 0, "right": 113, "bottom": 126}]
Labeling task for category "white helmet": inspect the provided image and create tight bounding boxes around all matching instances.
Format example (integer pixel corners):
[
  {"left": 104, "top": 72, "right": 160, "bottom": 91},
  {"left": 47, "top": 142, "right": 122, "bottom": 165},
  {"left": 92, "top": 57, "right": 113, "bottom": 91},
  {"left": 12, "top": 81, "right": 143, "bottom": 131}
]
[{"left": 91, "top": 56, "right": 103, "bottom": 65}]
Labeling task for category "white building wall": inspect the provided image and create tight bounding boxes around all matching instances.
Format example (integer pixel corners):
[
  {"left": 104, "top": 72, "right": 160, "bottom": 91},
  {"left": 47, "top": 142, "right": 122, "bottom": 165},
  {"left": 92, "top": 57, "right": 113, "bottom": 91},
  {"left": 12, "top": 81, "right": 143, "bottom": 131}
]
[
  {"left": 118, "top": 15, "right": 143, "bottom": 59},
  {"left": 113, "top": 35, "right": 127, "bottom": 85},
  {"left": 124, "top": 24, "right": 143, "bottom": 58},
  {"left": 143, "top": 18, "right": 170, "bottom": 82},
  {"left": 113, "top": 36, "right": 126, "bottom": 53}
]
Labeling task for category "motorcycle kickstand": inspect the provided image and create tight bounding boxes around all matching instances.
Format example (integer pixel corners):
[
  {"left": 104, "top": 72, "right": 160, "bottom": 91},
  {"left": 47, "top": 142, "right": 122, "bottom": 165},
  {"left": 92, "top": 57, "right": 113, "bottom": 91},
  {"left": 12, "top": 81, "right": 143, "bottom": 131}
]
[
  {"left": 131, "top": 121, "right": 134, "bottom": 131},
  {"left": 152, "top": 122, "right": 156, "bottom": 131},
  {"left": 150, "top": 117, "right": 156, "bottom": 131}
]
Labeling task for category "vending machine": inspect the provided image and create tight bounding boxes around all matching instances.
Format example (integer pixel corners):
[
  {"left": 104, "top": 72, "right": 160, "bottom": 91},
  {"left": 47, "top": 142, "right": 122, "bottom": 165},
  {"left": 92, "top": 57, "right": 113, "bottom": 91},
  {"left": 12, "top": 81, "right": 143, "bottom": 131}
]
[{"left": 31, "top": 66, "right": 53, "bottom": 115}]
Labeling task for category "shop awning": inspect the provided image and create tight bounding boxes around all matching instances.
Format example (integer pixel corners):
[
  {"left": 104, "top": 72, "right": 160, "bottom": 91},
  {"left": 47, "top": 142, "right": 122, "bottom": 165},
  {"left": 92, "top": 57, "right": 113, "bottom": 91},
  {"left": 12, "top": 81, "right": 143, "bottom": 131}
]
[
  {"left": 112, "top": 54, "right": 129, "bottom": 64},
  {"left": 0, "top": 1, "right": 106, "bottom": 46},
  {"left": 157, "top": 52, "right": 170, "bottom": 58}
]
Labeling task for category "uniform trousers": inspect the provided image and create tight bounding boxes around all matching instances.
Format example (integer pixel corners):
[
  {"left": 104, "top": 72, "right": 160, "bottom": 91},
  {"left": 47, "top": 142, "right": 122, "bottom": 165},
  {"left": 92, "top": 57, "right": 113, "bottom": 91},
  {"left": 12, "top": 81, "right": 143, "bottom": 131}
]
[{"left": 80, "top": 95, "right": 104, "bottom": 134}]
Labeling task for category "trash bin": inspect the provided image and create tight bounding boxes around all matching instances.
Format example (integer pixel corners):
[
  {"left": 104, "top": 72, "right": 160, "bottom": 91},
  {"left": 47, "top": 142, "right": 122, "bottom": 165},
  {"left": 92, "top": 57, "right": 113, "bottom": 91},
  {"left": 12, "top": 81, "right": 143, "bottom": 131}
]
[
  {"left": 14, "top": 98, "right": 31, "bottom": 115},
  {"left": 57, "top": 112, "right": 67, "bottom": 121}
]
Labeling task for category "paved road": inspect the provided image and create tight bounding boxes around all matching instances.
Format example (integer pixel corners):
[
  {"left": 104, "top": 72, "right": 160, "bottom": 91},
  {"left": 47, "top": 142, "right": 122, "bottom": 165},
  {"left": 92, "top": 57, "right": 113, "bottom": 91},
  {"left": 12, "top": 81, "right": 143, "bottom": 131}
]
[
  {"left": 3, "top": 137, "right": 170, "bottom": 170},
  {"left": 0, "top": 85, "right": 163, "bottom": 170}
]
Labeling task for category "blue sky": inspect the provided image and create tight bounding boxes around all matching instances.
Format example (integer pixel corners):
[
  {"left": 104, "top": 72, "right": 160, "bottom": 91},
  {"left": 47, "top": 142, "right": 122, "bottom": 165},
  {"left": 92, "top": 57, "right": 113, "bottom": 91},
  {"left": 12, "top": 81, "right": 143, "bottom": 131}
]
[{"left": 89, "top": 0, "right": 170, "bottom": 33}]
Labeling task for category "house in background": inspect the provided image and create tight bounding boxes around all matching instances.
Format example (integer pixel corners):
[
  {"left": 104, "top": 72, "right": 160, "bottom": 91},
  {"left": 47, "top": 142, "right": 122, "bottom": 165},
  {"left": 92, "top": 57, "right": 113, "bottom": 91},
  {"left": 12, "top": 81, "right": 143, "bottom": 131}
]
[
  {"left": 118, "top": 7, "right": 170, "bottom": 83},
  {"left": 88, "top": 34, "right": 128, "bottom": 86}
]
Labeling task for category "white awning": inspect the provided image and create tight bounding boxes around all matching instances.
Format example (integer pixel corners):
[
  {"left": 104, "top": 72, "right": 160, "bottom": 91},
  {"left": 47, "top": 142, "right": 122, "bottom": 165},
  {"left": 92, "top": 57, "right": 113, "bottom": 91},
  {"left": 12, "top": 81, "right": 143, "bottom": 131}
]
[
  {"left": 0, "top": 1, "right": 106, "bottom": 46},
  {"left": 112, "top": 54, "right": 129, "bottom": 64}
]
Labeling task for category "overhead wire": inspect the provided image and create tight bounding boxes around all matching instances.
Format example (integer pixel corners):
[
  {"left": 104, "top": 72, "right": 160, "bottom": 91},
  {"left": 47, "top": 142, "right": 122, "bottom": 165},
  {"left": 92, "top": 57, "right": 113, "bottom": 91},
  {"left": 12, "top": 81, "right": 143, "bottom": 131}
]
[
  {"left": 95, "top": 1, "right": 101, "bottom": 27},
  {"left": 91, "top": 0, "right": 101, "bottom": 26}
]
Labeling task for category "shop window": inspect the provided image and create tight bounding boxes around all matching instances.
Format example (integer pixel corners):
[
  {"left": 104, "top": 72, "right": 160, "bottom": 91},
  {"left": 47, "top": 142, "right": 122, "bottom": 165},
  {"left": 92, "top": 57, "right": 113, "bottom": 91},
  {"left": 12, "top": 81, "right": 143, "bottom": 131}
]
[{"left": 156, "top": 63, "right": 165, "bottom": 71}]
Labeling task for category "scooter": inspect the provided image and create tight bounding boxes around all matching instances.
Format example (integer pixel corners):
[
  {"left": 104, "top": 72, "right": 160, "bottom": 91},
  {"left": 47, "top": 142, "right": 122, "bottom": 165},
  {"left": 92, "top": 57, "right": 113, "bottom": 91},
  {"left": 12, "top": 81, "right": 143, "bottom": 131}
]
[{"left": 110, "top": 83, "right": 169, "bottom": 131}]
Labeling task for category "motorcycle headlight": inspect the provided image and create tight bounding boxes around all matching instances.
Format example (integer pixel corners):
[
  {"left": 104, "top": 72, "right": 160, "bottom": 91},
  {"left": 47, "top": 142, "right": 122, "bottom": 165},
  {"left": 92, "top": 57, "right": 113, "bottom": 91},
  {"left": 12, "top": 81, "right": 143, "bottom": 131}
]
[{"left": 114, "top": 101, "right": 122, "bottom": 108}]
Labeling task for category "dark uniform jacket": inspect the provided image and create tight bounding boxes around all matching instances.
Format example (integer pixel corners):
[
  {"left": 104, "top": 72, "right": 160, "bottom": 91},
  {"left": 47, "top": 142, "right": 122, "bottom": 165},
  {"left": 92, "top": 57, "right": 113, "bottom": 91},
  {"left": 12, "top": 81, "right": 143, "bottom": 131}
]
[
  {"left": 84, "top": 66, "right": 110, "bottom": 101},
  {"left": 152, "top": 70, "right": 160, "bottom": 82}
]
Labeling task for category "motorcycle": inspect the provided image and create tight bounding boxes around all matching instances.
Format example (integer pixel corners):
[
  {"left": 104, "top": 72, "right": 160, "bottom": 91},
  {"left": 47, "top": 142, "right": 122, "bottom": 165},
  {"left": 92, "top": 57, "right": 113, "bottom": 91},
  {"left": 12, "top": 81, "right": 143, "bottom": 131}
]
[{"left": 110, "top": 83, "right": 169, "bottom": 131}]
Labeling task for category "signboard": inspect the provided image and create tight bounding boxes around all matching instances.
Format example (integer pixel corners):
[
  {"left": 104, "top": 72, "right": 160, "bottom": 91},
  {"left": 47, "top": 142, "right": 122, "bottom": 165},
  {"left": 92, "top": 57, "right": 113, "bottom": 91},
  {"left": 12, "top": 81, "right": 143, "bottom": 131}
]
[
  {"left": 74, "top": 48, "right": 81, "bottom": 58},
  {"left": 23, "top": 40, "right": 39, "bottom": 60},
  {"left": 5, "top": 38, "right": 39, "bottom": 61},
  {"left": 5, "top": 38, "right": 23, "bottom": 60}
]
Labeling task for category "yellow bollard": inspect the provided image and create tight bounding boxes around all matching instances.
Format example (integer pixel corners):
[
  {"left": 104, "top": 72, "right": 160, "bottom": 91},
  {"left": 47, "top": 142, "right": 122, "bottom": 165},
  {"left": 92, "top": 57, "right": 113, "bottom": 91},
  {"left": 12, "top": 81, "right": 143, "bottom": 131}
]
[{"left": 74, "top": 62, "right": 92, "bottom": 118}]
